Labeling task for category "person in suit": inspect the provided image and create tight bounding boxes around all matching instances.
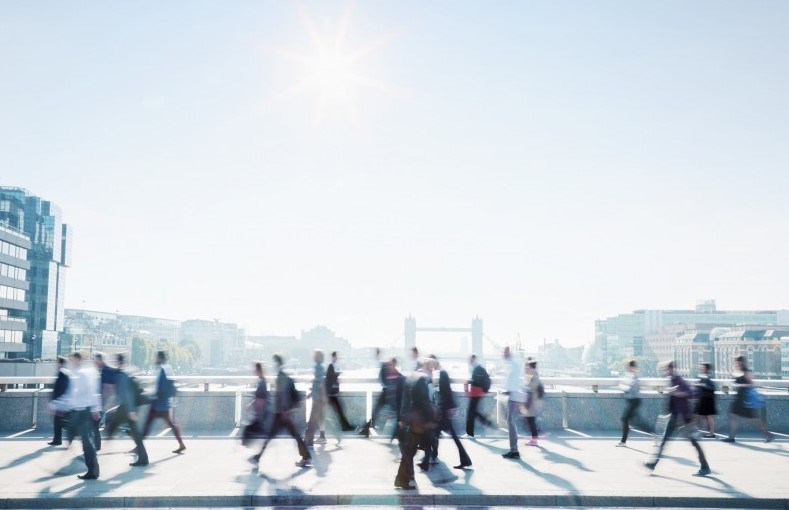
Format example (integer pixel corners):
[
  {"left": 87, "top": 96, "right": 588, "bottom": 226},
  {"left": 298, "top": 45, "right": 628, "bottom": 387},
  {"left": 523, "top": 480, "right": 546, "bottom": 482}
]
[
  {"left": 242, "top": 362, "right": 268, "bottom": 452},
  {"left": 384, "top": 359, "right": 407, "bottom": 449},
  {"left": 142, "top": 351, "right": 186, "bottom": 454},
  {"left": 360, "top": 348, "right": 388, "bottom": 438},
  {"left": 431, "top": 356, "right": 472, "bottom": 469},
  {"left": 48, "top": 356, "right": 70, "bottom": 446},
  {"left": 106, "top": 354, "right": 149, "bottom": 466},
  {"left": 502, "top": 346, "right": 525, "bottom": 459},
  {"left": 325, "top": 351, "right": 354, "bottom": 433},
  {"left": 252, "top": 354, "right": 311, "bottom": 469},
  {"left": 93, "top": 352, "right": 118, "bottom": 451},
  {"left": 465, "top": 354, "right": 493, "bottom": 437},
  {"left": 394, "top": 359, "right": 436, "bottom": 490}
]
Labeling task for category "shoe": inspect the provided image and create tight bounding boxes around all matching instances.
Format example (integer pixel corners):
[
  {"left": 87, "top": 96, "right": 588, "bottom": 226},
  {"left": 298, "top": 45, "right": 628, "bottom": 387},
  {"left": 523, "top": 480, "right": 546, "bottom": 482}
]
[
  {"left": 703, "top": 433, "right": 716, "bottom": 439},
  {"left": 78, "top": 473, "right": 98, "bottom": 480},
  {"left": 295, "top": 457, "right": 311, "bottom": 468},
  {"left": 127, "top": 447, "right": 138, "bottom": 454},
  {"left": 722, "top": 437, "right": 735, "bottom": 443},
  {"left": 765, "top": 433, "right": 774, "bottom": 443},
  {"left": 173, "top": 446, "right": 186, "bottom": 454},
  {"left": 47, "top": 441, "right": 62, "bottom": 446},
  {"left": 247, "top": 455, "right": 260, "bottom": 466},
  {"left": 130, "top": 460, "right": 148, "bottom": 467},
  {"left": 454, "top": 463, "right": 472, "bottom": 469},
  {"left": 694, "top": 467, "right": 711, "bottom": 477},
  {"left": 502, "top": 451, "right": 520, "bottom": 459},
  {"left": 527, "top": 439, "right": 538, "bottom": 446},
  {"left": 417, "top": 462, "right": 429, "bottom": 471},
  {"left": 359, "top": 428, "right": 370, "bottom": 438},
  {"left": 616, "top": 442, "right": 626, "bottom": 447},
  {"left": 315, "top": 436, "right": 327, "bottom": 445},
  {"left": 644, "top": 461, "right": 656, "bottom": 471},
  {"left": 394, "top": 479, "right": 417, "bottom": 490}
]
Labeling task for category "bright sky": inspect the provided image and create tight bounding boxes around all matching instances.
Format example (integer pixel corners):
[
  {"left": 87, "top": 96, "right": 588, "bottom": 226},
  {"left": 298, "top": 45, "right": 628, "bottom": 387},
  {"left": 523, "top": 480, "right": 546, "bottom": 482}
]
[{"left": 2, "top": 1, "right": 788, "bottom": 352}]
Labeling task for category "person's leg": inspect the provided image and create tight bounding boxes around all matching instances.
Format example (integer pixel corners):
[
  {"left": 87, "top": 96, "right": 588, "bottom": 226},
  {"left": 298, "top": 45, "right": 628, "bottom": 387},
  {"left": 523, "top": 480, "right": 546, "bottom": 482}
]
[
  {"left": 621, "top": 400, "right": 633, "bottom": 443},
  {"left": 164, "top": 410, "right": 186, "bottom": 449},
  {"left": 284, "top": 416, "right": 310, "bottom": 459},
  {"left": 466, "top": 397, "right": 479, "bottom": 436},
  {"left": 689, "top": 434, "right": 709, "bottom": 470},
  {"left": 255, "top": 414, "right": 283, "bottom": 461},
  {"left": 370, "top": 390, "right": 386, "bottom": 429},
  {"left": 527, "top": 417, "right": 538, "bottom": 439},
  {"left": 78, "top": 410, "right": 100, "bottom": 477},
  {"left": 395, "top": 429, "right": 419, "bottom": 485},
  {"left": 727, "top": 413, "right": 738, "bottom": 440},
  {"left": 93, "top": 411, "right": 102, "bottom": 451},
  {"left": 448, "top": 419, "right": 471, "bottom": 466},
  {"left": 507, "top": 399, "right": 520, "bottom": 453},
  {"left": 125, "top": 408, "right": 149, "bottom": 464},
  {"left": 52, "top": 413, "right": 64, "bottom": 444},
  {"left": 707, "top": 415, "right": 715, "bottom": 435},
  {"left": 304, "top": 400, "right": 320, "bottom": 445},
  {"left": 141, "top": 409, "right": 157, "bottom": 438},
  {"left": 649, "top": 414, "right": 677, "bottom": 467}
]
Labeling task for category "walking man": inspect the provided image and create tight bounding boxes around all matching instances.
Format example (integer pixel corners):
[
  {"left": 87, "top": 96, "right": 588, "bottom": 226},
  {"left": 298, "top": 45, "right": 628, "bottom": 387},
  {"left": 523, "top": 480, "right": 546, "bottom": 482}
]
[
  {"left": 142, "top": 351, "right": 186, "bottom": 454},
  {"left": 325, "top": 351, "right": 355, "bottom": 432},
  {"left": 617, "top": 359, "right": 642, "bottom": 446},
  {"left": 107, "top": 354, "right": 149, "bottom": 466},
  {"left": 304, "top": 349, "right": 329, "bottom": 446},
  {"left": 645, "top": 361, "right": 710, "bottom": 477},
  {"left": 50, "top": 353, "right": 101, "bottom": 480},
  {"left": 252, "top": 354, "right": 311, "bottom": 468},
  {"left": 465, "top": 354, "right": 493, "bottom": 437},
  {"left": 394, "top": 359, "right": 435, "bottom": 490},
  {"left": 48, "top": 356, "right": 70, "bottom": 446},
  {"left": 502, "top": 347, "right": 524, "bottom": 459},
  {"left": 360, "top": 348, "right": 388, "bottom": 438},
  {"left": 432, "top": 356, "right": 472, "bottom": 469},
  {"left": 93, "top": 353, "right": 118, "bottom": 451}
]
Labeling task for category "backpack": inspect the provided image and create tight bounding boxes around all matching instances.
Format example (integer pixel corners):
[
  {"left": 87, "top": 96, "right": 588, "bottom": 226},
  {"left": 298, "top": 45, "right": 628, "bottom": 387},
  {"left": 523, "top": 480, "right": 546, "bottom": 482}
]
[
  {"left": 165, "top": 378, "right": 177, "bottom": 399},
  {"left": 288, "top": 377, "right": 301, "bottom": 408},
  {"left": 131, "top": 376, "right": 152, "bottom": 407},
  {"left": 479, "top": 369, "right": 492, "bottom": 393}
]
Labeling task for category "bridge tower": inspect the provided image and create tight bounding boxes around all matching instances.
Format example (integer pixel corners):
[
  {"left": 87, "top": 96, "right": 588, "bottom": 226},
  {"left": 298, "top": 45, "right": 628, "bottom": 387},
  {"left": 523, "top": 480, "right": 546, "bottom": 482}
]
[
  {"left": 471, "top": 315, "right": 483, "bottom": 358},
  {"left": 404, "top": 315, "right": 416, "bottom": 350}
]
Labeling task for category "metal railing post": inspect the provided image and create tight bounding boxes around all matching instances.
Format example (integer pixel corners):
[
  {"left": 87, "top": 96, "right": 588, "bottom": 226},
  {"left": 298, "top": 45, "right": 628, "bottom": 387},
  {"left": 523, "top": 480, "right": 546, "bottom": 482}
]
[
  {"left": 234, "top": 391, "right": 242, "bottom": 427},
  {"left": 32, "top": 389, "right": 40, "bottom": 429},
  {"left": 561, "top": 391, "right": 568, "bottom": 429}
]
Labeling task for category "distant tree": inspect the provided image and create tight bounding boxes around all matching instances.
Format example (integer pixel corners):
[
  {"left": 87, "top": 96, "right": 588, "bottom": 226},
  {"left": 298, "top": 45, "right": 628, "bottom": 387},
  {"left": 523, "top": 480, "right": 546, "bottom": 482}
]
[
  {"left": 179, "top": 339, "right": 202, "bottom": 365},
  {"left": 131, "top": 336, "right": 153, "bottom": 370}
]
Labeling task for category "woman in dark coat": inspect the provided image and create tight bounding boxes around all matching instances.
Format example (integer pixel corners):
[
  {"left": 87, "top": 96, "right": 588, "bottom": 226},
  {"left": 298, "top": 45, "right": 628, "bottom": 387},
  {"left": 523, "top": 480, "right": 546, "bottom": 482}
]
[{"left": 723, "top": 356, "right": 772, "bottom": 443}]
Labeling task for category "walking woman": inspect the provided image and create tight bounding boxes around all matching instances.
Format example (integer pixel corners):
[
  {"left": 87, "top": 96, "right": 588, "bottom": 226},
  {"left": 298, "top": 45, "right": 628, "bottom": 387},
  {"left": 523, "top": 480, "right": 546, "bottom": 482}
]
[
  {"left": 694, "top": 363, "right": 717, "bottom": 438},
  {"left": 523, "top": 357, "right": 544, "bottom": 447},
  {"left": 617, "top": 359, "right": 642, "bottom": 446},
  {"left": 723, "top": 356, "right": 773, "bottom": 443}
]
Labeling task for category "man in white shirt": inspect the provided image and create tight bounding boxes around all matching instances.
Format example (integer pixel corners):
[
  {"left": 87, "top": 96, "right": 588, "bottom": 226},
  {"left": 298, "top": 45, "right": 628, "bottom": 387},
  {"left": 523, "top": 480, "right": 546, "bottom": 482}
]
[
  {"left": 52, "top": 352, "right": 101, "bottom": 479},
  {"left": 502, "top": 347, "right": 524, "bottom": 459}
]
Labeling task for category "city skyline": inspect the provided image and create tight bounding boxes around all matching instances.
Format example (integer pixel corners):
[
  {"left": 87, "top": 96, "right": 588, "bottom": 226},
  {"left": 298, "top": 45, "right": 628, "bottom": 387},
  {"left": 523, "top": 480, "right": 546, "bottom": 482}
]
[{"left": 4, "top": 1, "right": 789, "bottom": 349}]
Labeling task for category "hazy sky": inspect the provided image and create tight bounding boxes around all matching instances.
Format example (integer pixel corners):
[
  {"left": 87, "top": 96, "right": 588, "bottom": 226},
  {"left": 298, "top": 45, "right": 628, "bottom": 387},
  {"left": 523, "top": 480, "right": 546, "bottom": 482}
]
[{"left": 2, "top": 1, "right": 788, "bottom": 352}]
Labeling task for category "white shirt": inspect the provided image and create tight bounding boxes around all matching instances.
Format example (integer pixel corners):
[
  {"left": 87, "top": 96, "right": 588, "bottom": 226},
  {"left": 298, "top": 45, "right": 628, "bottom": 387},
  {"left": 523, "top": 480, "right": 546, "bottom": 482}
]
[
  {"left": 505, "top": 357, "right": 525, "bottom": 402},
  {"left": 64, "top": 365, "right": 101, "bottom": 413}
]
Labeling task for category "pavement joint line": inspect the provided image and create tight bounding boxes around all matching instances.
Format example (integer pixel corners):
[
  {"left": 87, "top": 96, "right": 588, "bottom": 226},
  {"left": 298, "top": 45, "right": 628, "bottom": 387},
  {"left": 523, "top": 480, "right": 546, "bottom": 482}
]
[
  {"left": 4, "top": 428, "right": 35, "bottom": 439},
  {"left": 155, "top": 428, "right": 172, "bottom": 437}
]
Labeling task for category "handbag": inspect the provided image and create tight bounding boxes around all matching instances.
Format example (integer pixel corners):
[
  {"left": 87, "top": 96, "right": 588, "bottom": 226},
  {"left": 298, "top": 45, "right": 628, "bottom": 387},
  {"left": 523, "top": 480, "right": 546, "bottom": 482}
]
[{"left": 743, "top": 388, "right": 766, "bottom": 409}]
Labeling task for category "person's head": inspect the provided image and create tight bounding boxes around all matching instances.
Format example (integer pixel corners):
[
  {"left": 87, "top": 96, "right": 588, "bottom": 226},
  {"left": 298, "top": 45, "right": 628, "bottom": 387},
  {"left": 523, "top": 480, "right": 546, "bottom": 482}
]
[
  {"left": 155, "top": 350, "right": 167, "bottom": 365},
  {"left": 503, "top": 346, "right": 511, "bottom": 360},
  {"left": 385, "top": 359, "right": 396, "bottom": 376},
  {"left": 700, "top": 362, "right": 711, "bottom": 375},
  {"left": 627, "top": 359, "right": 638, "bottom": 372},
  {"left": 313, "top": 349, "right": 324, "bottom": 365},
  {"left": 254, "top": 361, "right": 264, "bottom": 378},
  {"left": 660, "top": 360, "right": 675, "bottom": 376},
  {"left": 331, "top": 351, "right": 338, "bottom": 363},
  {"left": 272, "top": 353, "right": 284, "bottom": 370},
  {"left": 525, "top": 357, "right": 538, "bottom": 374},
  {"left": 94, "top": 352, "right": 105, "bottom": 369},
  {"left": 429, "top": 354, "right": 440, "bottom": 371},
  {"left": 734, "top": 355, "right": 747, "bottom": 372},
  {"left": 56, "top": 356, "right": 67, "bottom": 368},
  {"left": 115, "top": 353, "right": 126, "bottom": 368},
  {"left": 70, "top": 352, "right": 82, "bottom": 368},
  {"left": 410, "top": 346, "right": 419, "bottom": 360},
  {"left": 469, "top": 354, "right": 477, "bottom": 365},
  {"left": 420, "top": 357, "right": 433, "bottom": 375},
  {"left": 374, "top": 347, "right": 381, "bottom": 360}
]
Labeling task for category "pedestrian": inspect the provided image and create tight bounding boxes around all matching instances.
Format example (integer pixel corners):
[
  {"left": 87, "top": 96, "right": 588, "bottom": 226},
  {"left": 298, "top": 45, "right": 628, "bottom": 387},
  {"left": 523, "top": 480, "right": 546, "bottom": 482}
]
[
  {"left": 383, "top": 358, "right": 407, "bottom": 450},
  {"left": 501, "top": 347, "right": 524, "bottom": 459},
  {"left": 251, "top": 354, "right": 311, "bottom": 469},
  {"left": 49, "top": 352, "right": 101, "bottom": 480},
  {"left": 432, "top": 356, "right": 472, "bottom": 469},
  {"left": 465, "top": 354, "right": 493, "bottom": 437},
  {"left": 93, "top": 352, "right": 118, "bottom": 451},
  {"left": 106, "top": 354, "right": 148, "bottom": 466},
  {"left": 325, "top": 351, "right": 355, "bottom": 434},
  {"left": 523, "top": 357, "right": 544, "bottom": 447},
  {"left": 242, "top": 362, "right": 268, "bottom": 452},
  {"left": 48, "top": 356, "right": 70, "bottom": 447},
  {"left": 360, "top": 348, "right": 387, "bottom": 438},
  {"left": 394, "top": 358, "right": 436, "bottom": 490},
  {"left": 304, "top": 349, "right": 330, "bottom": 447},
  {"left": 617, "top": 359, "right": 642, "bottom": 446},
  {"left": 645, "top": 361, "right": 710, "bottom": 477},
  {"left": 142, "top": 351, "right": 186, "bottom": 454},
  {"left": 723, "top": 356, "right": 772, "bottom": 443},
  {"left": 694, "top": 363, "right": 717, "bottom": 438},
  {"left": 409, "top": 346, "right": 420, "bottom": 372}
]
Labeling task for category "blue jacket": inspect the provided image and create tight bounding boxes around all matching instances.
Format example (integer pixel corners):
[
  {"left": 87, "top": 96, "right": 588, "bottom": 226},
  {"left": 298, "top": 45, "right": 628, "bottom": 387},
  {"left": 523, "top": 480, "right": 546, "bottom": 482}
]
[{"left": 152, "top": 366, "right": 173, "bottom": 411}]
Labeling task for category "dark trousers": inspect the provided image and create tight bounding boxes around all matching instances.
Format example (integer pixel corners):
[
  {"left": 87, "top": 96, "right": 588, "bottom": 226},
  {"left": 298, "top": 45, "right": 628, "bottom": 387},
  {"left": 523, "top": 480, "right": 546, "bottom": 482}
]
[
  {"left": 107, "top": 405, "right": 148, "bottom": 463},
  {"left": 366, "top": 389, "right": 387, "bottom": 429},
  {"left": 432, "top": 415, "right": 471, "bottom": 466},
  {"left": 466, "top": 396, "right": 493, "bottom": 436},
  {"left": 93, "top": 411, "right": 102, "bottom": 451},
  {"left": 651, "top": 414, "right": 709, "bottom": 469},
  {"left": 52, "top": 413, "right": 68, "bottom": 443},
  {"left": 142, "top": 409, "right": 185, "bottom": 447},
  {"left": 72, "top": 410, "right": 100, "bottom": 477},
  {"left": 327, "top": 395, "right": 354, "bottom": 430},
  {"left": 526, "top": 416, "right": 538, "bottom": 439},
  {"left": 257, "top": 412, "right": 310, "bottom": 460},
  {"left": 621, "top": 398, "right": 642, "bottom": 443},
  {"left": 396, "top": 427, "right": 427, "bottom": 484}
]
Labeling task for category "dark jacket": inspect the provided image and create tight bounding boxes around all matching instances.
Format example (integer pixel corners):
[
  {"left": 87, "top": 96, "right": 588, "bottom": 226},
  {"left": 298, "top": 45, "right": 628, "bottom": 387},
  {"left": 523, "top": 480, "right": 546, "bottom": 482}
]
[
  {"left": 470, "top": 365, "right": 487, "bottom": 389},
  {"left": 115, "top": 370, "right": 136, "bottom": 409},
  {"left": 400, "top": 373, "right": 433, "bottom": 426},
  {"left": 275, "top": 370, "right": 298, "bottom": 414},
  {"left": 437, "top": 370, "right": 456, "bottom": 412},
  {"left": 53, "top": 369, "right": 70, "bottom": 400},
  {"left": 325, "top": 363, "right": 340, "bottom": 396},
  {"left": 152, "top": 366, "right": 173, "bottom": 412}
]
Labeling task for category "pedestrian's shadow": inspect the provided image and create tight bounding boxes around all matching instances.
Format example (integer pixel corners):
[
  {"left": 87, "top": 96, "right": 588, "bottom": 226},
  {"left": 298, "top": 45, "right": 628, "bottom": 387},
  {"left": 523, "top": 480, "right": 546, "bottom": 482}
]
[
  {"left": 311, "top": 446, "right": 333, "bottom": 477},
  {"left": 422, "top": 460, "right": 458, "bottom": 485},
  {"left": 538, "top": 446, "right": 593, "bottom": 472},
  {"left": 727, "top": 441, "right": 789, "bottom": 457},
  {"left": 472, "top": 438, "right": 579, "bottom": 492},
  {"left": 650, "top": 473, "right": 750, "bottom": 498},
  {"left": 0, "top": 446, "right": 51, "bottom": 470}
]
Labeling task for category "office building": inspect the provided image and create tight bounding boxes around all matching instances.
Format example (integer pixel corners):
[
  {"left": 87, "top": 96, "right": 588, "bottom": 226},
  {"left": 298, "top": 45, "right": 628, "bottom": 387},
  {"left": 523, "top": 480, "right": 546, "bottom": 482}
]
[
  {"left": 0, "top": 187, "right": 72, "bottom": 359},
  {"left": 782, "top": 337, "right": 789, "bottom": 378},
  {"left": 0, "top": 223, "right": 30, "bottom": 357},
  {"left": 674, "top": 329, "right": 714, "bottom": 377},
  {"left": 713, "top": 327, "right": 786, "bottom": 379},
  {"left": 181, "top": 319, "right": 245, "bottom": 367}
]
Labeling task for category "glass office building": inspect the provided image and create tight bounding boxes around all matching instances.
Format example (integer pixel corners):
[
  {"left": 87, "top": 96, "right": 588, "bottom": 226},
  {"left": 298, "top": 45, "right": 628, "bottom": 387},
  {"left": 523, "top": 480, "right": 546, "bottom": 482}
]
[
  {"left": 0, "top": 187, "right": 72, "bottom": 359},
  {"left": 0, "top": 222, "right": 31, "bottom": 357}
]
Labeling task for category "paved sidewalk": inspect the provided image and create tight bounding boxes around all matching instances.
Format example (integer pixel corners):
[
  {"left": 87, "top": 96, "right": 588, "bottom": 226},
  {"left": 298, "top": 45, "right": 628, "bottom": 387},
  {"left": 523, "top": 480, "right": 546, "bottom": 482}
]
[{"left": 0, "top": 433, "right": 786, "bottom": 508}]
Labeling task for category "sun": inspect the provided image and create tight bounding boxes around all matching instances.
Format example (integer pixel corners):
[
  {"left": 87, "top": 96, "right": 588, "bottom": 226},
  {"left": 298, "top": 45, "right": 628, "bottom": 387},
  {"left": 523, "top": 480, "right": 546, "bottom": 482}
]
[{"left": 265, "top": 2, "right": 402, "bottom": 125}]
